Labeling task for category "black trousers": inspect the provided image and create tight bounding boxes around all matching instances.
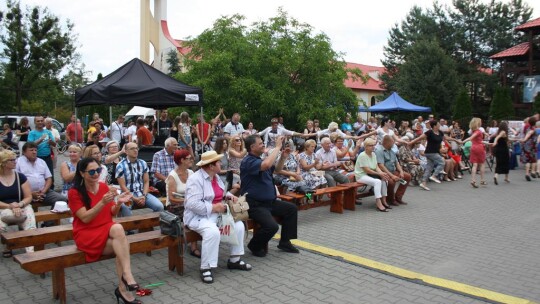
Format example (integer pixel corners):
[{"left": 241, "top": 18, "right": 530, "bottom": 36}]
[{"left": 247, "top": 198, "right": 298, "bottom": 250}]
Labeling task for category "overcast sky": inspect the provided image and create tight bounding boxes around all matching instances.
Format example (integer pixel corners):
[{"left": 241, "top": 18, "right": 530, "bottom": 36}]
[{"left": 2, "top": 0, "right": 539, "bottom": 78}]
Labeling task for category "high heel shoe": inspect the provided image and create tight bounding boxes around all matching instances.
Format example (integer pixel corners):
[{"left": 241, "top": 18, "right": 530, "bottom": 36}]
[
  {"left": 376, "top": 206, "right": 389, "bottom": 212},
  {"left": 470, "top": 181, "right": 478, "bottom": 188},
  {"left": 121, "top": 275, "right": 139, "bottom": 291},
  {"left": 382, "top": 204, "right": 392, "bottom": 209},
  {"left": 115, "top": 287, "right": 142, "bottom": 304}
]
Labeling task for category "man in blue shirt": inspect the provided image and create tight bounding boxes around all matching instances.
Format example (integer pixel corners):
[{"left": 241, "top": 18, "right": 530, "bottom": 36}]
[
  {"left": 240, "top": 135, "right": 299, "bottom": 257},
  {"left": 28, "top": 116, "right": 56, "bottom": 183}
]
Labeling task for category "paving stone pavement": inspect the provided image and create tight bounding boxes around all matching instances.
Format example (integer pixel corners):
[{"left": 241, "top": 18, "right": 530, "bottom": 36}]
[{"left": 0, "top": 155, "right": 535, "bottom": 303}]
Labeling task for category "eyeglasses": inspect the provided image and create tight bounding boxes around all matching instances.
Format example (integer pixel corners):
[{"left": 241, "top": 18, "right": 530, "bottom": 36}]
[
  {"left": 92, "top": 151, "right": 102, "bottom": 155},
  {"left": 128, "top": 147, "right": 139, "bottom": 151},
  {"left": 108, "top": 145, "right": 119, "bottom": 149},
  {"left": 84, "top": 167, "right": 103, "bottom": 176},
  {"left": 234, "top": 139, "right": 241, "bottom": 142}
]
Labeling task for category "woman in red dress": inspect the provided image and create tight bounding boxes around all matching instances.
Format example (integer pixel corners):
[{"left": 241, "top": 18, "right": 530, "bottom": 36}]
[
  {"left": 462, "top": 118, "right": 486, "bottom": 188},
  {"left": 68, "top": 157, "right": 139, "bottom": 304}
]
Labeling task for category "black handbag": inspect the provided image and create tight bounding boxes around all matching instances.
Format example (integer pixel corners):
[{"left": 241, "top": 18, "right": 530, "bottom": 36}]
[{"left": 159, "top": 211, "right": 184, "bottom": 238}]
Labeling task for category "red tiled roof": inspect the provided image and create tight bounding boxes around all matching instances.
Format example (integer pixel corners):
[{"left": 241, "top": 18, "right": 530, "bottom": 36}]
[
  {"left": 490, "top": 42, "right": 529, "bottom": 59},
  {"left": 175, "top": 40, "right": 192, "bottom": 56},
  {"left": 344, "top": 62, "right": 385, "bottom": 91},
  {"left": 515, "top": 17, "right": 540, "bottom": 31}
]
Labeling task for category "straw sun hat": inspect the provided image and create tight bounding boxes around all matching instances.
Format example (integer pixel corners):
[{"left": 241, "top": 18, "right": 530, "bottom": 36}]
[{"left": 196, "top": 151, "right": 224, "bottom": 166}]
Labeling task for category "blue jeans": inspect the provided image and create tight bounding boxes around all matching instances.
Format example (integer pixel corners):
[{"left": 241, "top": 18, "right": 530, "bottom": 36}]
[
  {"left": 422, "top": 153, "right": 445, "bottom": 182},
  {"left": 118, "top": 193, "right": 164, "bottom": 217}
]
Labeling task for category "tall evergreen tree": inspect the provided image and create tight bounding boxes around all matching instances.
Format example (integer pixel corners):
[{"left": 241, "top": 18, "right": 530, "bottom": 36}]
[
  {"left": 453, "top": 88, "right": 473, "bottom": 124},
  {"left": 489, "top": 86, "right": 515, "bottom": 120}
]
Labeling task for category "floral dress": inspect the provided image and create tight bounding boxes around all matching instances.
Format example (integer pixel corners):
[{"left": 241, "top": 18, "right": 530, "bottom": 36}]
[
  {"left": 520, "top": 127, "right": 538, "bottom": 164},
  {"left": 398, "top": 146, "right": 424, "bottom": 185},
  {"left": 274, "top": 153, "right": 309, "bottom": 191},
  {"left": 297, "top": 152, "right": 327, "bottom": 189}
]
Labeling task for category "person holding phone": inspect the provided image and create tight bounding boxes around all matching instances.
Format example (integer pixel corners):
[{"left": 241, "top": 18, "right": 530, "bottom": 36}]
[{"left": 68, "top": 157, "right": 138, "bottom": 303}]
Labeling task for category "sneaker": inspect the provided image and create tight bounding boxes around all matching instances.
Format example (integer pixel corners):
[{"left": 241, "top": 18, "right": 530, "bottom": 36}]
[
  {"left": 429, "top": 176, "right": 441, "bottom": 184},
  {"left": 419, "top": 183, "right": 430, "bottom": 191}
]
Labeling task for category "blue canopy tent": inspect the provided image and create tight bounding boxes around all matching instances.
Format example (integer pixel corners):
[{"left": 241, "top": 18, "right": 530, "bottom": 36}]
[{"left": 359, "top": 92, "right": 431, "bottom": 112}]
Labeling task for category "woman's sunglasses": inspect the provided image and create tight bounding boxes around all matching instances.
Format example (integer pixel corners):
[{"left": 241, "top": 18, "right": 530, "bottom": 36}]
[{"left": 84, "top": 167, "right": 103, "bottom": 176}]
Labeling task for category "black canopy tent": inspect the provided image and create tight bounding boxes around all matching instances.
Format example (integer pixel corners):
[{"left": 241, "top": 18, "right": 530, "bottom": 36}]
[
  {"left": 75, "top": 58, "right": 203, "bottom": 108},
  {"left": 74, "top": 58, "right": 203, "bottom": 144}
]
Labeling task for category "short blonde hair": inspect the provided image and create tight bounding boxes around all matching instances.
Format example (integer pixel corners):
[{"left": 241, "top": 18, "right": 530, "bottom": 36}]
[
  {"left": 67, "top": 144, "right": 82, "bottom": 154},
  {"left": 304, "top": 139, "right": 316, "bottom": 149},
  {"left": 82, "top": 145, "right": 100, "bottom": 159},
  {"left": 328, "top": 122, "right": 338, "bottom": 130},
  {"left": 363, "top": 138, "right": 376, "bottom": 147},
  {"left": 469, "top": 117, "right": 482, "bottom": 131},
  {"left": 0, "top": 149, "right": 16, "bottom": 170}
]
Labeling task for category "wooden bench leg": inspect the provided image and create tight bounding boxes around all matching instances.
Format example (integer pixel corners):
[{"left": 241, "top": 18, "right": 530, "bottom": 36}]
[
  {"left": 329, "top": 191, "right": 344, "bottom": 214},
  {"left": 139, "top": 228, "right": 153, "bottom": 256},
  {"left": 343, "top": 188, "right": 356, "bottom": 211},
  {"left": 52, "top": 268, "right": 67, "bottom": 304},
  {"left": 168, "top": 244, "right": 183, "bottom": 275}
]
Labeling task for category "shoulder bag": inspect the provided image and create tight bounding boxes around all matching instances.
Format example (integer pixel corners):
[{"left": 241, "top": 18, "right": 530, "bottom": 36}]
[
  {"left": 159, "top": 210, "right": 184, "bottom": 238},
  {"left": 226, "top": 193, "right": 249, "bottom": 222},
  {"left": 1, "top": 172, "right": 27, "bottom": 225}
]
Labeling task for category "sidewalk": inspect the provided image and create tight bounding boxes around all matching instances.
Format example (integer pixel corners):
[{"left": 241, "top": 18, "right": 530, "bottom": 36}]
[{"left": 1, "top": 157, "right": 535, "bottom": 303}]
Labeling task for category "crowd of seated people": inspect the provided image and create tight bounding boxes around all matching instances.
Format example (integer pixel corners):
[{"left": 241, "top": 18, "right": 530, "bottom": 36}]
[{"left": 2, "top": 109, "right": 539, "bottom": 291}]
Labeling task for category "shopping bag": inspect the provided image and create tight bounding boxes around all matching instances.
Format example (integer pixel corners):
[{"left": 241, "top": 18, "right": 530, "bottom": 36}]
[{"left": 217, "top": 205, "right": 238, "bottom": 246}]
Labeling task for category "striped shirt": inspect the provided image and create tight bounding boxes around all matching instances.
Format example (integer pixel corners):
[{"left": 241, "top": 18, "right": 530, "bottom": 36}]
[{"left": 116, "top": 158, "right": 148, "bottom": 197}]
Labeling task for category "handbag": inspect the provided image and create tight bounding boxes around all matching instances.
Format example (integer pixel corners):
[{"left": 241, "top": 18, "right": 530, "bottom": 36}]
[
  {"left": 0, "top": 172, "right": 27, "bottom": 225},
  {"left": 226, "top": 193, "right": 249, "bottom": 222},
  {"left": 166, "top": 203, "right": 184, "bottom": 219},
  {"left": 159, "top": 210, "right": 184, "bottom": 238},
  {"left": 217, "top": 205, "right": 238, "bottom": 246}
]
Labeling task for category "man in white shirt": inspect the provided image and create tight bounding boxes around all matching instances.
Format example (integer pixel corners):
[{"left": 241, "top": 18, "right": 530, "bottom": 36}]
[
  {"left": 109, "top": 115, "right": 126, "bottom": 147},
  {"left": 439, "top": 118, "right": 450, "bottom": 135},
  {"left": 315, "top": 137, "right": 349, "bottom": 187},
  {"left": 16, "top": 142, "right": 67, "bottom": 226},
  {"left": 223, "top": 113, "right": 245, "bottom": 139},
  {"left": 125, "top": 121, "right": 137, "bottom": 143}
]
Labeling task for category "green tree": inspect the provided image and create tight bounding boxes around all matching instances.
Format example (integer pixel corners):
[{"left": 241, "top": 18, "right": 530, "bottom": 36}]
[
  {"left": 391, "top": 39, "right": 460, "bottom": 117},
  {"left": 178, "top": 9, "right": 361, "bottom": 130},
  {"left": 453, "top": 88, "right": 472, "bottom": 124},
  {"left": 382, "top": 0, "right": 532, "bottom": 117},
  {"left": 166, "top": 49, "right": 181, "bottom": 76},
  {"left": 489, "top": 86, "right": 515, "bottom": 120},
  {"left": 0, "top": 0, "right": 77, "bottom": 112}
]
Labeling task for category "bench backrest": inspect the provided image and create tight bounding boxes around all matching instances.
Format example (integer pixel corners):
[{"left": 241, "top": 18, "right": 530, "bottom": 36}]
[{"left": 1, "top": 212, "right": 160, "bottom": 250}]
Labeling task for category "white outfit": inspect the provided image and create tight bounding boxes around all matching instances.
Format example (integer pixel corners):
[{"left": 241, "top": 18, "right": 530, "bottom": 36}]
[
  {"left": 165, "top": 169, "right": 193, "bottom": 206},
  {"left": 258, "top": 126, "right": 295, "bottom": 148},
  {"left": 184, "top": 169, "right": 244, "bottom": 269},
  {"left": 357, "top": 175, "right": 387, "bottom": 199},
  {"left": 110, "top": 121, "right": 125, "bottom": 143}
]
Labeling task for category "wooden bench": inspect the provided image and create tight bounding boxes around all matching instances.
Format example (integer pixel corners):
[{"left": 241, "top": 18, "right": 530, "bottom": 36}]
[
  {"left": 34, "top": 210, "right": 72, "bottom": 226},
  {"left": 5, "top": 213, "right": 178, "bottom": 304},
  {"left": 278, "top": 186, "right": 348, "bottom": 213},
  {"left": 1, "top": 212, "right": 159, "bottom": 252},
  {"left": 14, "top": 230, "right": 180, "bottom": 304},
  {"left": 336, "top": 182, "right": 372, "bottom": 211}
]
